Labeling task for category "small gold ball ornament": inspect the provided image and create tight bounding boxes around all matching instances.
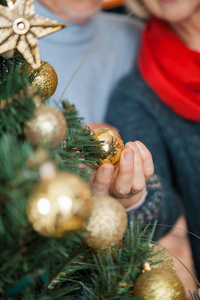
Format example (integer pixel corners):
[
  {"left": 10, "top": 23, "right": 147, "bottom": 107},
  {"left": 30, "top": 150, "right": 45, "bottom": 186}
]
[
  {"left": 91, "top": 128, "right": 124, "bottom": 167},
  {"left": 132, "top": 269, "right": 186, "bottom": 299},
  {"left": 26, "top": 171, "right": 92, "bottom": 237},
  {"left": 24, "top": 105, "right": 67, "bottom": 147},
  {"left": 83, "top": 196, "right": 127, "bottom": 249},
  {"left": 29, "top": 61, "right": 58, "bottom": 100}
]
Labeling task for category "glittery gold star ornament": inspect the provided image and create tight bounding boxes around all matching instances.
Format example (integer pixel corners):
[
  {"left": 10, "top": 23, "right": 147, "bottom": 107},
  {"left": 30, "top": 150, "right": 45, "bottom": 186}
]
[{"left": 0, "top": 0, "right": 66, "bottom": 69}]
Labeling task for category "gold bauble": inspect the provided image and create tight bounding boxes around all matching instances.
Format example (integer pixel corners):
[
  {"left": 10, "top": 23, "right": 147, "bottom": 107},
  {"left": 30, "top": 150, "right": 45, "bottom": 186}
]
[
  {"left": 83, "top": 196, "right": 127, "bottom": 249},
  {"left": 132, "top": 269, "right": 186, "bottom": 299},
  {"left": 26, "top": 172, "right": 92, "bottom": 237},
  {"left": 148, "top": 244, "right": 176, "bottom": 273},
  {"left": 24, "top": 106, "right": 67, "bottom": 147},
  {"left": 29, "top": 61, "right": 58, "bottom": 100},
  {"left": 92, "top": 128, "right": 124, "bottom": 167}
]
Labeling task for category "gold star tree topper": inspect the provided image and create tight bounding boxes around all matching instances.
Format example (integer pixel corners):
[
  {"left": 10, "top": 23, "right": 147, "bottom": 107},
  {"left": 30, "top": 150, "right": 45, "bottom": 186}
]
[{"left": 0, "top": 0, "right": 66, "bottom": 69}]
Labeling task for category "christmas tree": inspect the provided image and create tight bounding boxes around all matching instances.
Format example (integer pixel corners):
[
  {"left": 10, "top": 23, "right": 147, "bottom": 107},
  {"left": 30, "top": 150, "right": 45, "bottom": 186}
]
[{"left": 0, "top": 1, "right": 198, "bottom": 299}]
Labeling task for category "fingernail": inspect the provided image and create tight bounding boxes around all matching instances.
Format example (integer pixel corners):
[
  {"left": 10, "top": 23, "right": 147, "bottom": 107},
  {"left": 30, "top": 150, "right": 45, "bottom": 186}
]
[
  {"left": 102, "top": 167, "right": 112, "bottom": 177},
  {"left": 127, "top": 143, "right": 138, "bottom": 152},
  {"left": 136, "top": 141, "right": 144, "bottom": 152},
  {"left": 124, "top": 151, "right": 134, "bottom": 162}
]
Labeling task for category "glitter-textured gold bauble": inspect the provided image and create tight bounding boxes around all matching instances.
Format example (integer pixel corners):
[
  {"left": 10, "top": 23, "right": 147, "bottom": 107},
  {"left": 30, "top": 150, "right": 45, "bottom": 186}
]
[
  {"left": 24, "top": 106, "right": 67, "bottom": 147},
  {"left": 0, "top": 0, "right": 66, "bottom": 69},
  {"left": 92, "top": 128, "right": 124, "bottom": 167},
  {"left": 26, "top": 172, "right": 92, "bottom": 237},
  {"left": 132, "top": 269, "right": 186, "bottom": 299},
  {"left": 148, "top": 244, "right": 176, "bottom": 273},
  {"left": 83, "top": 196, "right": 127, "bottom": 249},
  {"left": 29, "top": 61, "right": 58, "bottom": 100}
]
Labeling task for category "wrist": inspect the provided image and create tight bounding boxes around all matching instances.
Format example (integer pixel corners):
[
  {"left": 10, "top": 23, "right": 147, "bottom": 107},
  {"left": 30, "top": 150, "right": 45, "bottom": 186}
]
[{"left": 124, "top": 187, "right": 147, "bottom": 211}]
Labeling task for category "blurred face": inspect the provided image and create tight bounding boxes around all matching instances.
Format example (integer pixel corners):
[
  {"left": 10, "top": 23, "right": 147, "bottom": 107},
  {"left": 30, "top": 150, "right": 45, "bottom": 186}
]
[
  {"left": 39, "top": 0, "right": 102, "bottom": 23},
  {"left": 140, "top": 0, "right": 200, "bottom": 23}
]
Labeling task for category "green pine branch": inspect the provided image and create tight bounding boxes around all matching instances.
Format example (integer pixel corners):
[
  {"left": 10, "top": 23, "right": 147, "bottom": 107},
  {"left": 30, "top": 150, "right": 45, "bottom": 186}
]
[
  {"left": 53, "top": 101, "right": 101, "bottom": 179},
  {"left": 39, "top": 220, "right": 157, "bottom": 300},
  {"left": 0, "top": 52, "right": 103, "bottom": 300},
  {"left": 0, "top": 0, "right": 7, "bottom": 6}
]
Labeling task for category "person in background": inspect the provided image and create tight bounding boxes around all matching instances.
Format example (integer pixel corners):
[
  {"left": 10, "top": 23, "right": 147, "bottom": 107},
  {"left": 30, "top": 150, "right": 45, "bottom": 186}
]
[
  {"left": 35, "top": 0, "right": 143, "bottom": 127},
  {"left": 104, "top": 0, "right": 200, "bottom": 281}
]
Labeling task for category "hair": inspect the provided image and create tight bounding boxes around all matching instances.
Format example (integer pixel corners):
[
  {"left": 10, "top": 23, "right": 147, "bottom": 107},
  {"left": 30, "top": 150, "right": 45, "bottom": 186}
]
[{"left": 124, "top": 0, "right": 150, "bottom": 19}]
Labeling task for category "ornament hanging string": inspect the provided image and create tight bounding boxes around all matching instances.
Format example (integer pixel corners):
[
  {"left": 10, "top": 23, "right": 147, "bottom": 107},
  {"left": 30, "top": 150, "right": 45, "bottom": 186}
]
[{"left": 55, "top": 11, "right": 134, "bottom": 109}]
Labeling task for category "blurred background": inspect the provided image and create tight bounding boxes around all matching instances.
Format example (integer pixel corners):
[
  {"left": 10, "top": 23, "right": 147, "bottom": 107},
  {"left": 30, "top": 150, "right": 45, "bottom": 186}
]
[{"left": 102, "top": 0, "right": 125, "bottom": 12}]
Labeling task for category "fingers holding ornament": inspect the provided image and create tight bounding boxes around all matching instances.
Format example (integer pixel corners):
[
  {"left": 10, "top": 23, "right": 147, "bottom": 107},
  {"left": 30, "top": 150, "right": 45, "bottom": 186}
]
[
  {"left": 110, "top": 145, "right": 137, "bottom": 199},
  {"left": 126, "top": 141, "right": 154, "bottom": 182},
  {"left": 90, "top": 129, "right": 154, "bottom": 209},
  {"left": 109, "top": 141, "right": 154, "bottom": 208},
  {"left": 91, "top": 146, "right": 145, "bottom": 209},
  {"left": 90, "top": 127, "right": 124, "bottom": 196},
  {"left": 90, "top": 163, "right": 114, "bottom": 197}
]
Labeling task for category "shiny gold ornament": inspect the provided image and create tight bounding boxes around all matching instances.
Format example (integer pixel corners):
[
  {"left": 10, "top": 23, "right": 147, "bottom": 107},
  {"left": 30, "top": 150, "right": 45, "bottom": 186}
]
[
  {"left": 148, "top": 244, "right": 176, "bottom": 273},
  {"left": 91, "top": 128, "right": 124, "bottom": 167},
  {"left": 29, "top": 61, "right": 58, "bottom": 100},
  {"left": 0, "top": 0, "right": 66, "bottom": 69},
  {"left": 132, "top": 269, "right": 186, "bottom": 299},
  {"left": 26, "top": 172, "right": 92, "bottom": 237},
  {"left": 24, "top": 105, "right": 67, "bottom": 147},
  {"left": 83, "top": 196, "right": 127, "bottom": 249}
]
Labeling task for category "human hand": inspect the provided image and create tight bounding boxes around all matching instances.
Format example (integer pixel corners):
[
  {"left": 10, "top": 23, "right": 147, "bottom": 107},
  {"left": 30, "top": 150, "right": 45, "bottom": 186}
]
[{"left": 90, "top": 141, "right": 154, "bottom": 209}]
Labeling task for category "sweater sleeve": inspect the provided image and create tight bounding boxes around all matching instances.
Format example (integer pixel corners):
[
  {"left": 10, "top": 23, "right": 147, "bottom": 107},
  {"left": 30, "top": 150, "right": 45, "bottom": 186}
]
[
  {"left": 127, "top": 174, "right": 178, "bottom": 240},
  {"left": 105, "top": 69, "right": 182, "bottom": 240}
]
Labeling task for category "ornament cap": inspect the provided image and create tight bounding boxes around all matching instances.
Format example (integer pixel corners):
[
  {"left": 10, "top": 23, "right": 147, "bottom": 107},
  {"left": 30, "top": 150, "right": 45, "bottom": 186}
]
[{"left": 142, "top": 262, "right": 151, "bottom": 271}]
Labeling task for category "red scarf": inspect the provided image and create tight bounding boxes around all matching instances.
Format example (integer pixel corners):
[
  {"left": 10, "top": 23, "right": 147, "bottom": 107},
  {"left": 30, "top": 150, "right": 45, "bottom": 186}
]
[{"left": 139, "top": 17, "right": 200, "bottom": 122}]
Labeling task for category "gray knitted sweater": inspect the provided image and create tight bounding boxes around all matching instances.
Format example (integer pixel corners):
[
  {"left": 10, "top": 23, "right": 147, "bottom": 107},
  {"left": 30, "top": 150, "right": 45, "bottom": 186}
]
[{"left": 105, "top": 67, "right": 200, "bottom": 280}]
